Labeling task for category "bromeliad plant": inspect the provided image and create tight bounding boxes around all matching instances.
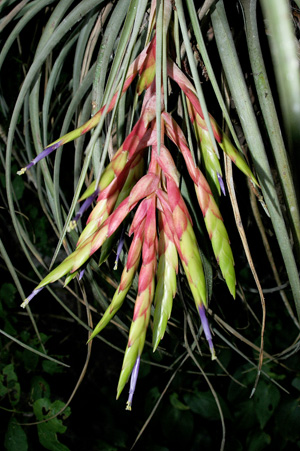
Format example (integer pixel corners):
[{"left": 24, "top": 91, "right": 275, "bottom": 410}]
[{"left": 17, "top": 0, "right": 260, "bottom": 410}]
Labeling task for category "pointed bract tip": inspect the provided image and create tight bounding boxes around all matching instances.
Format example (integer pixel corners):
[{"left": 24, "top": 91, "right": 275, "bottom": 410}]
[{"left": 86, "top": 335, "right": 93, "bottom": 345}]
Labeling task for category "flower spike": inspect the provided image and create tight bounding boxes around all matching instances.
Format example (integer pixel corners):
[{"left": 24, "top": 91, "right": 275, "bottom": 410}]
[{"left": 19, "top": 5, "right": 266, "bottom": 409}]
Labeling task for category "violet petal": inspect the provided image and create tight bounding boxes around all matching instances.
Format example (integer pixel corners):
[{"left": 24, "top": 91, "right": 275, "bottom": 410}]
[
  {"left": 17, "top": 141, "right": 62, "bottom": 175},
  {"left": 198, "top": 305, "right": 216, "bottom": 360},
  {"left": 114, "top": 226, "right": 126, "bottom": 270},
  {"left": 21, "top": 286, "right": 44, "bottom": 308},
  {"left": 217, "top": 172, "right": 226, "bottom": 196},
  {"left": 79, "top": 268, "right": 86, "bottom": 280},
  {"left": 126, "top": 356, "right": 141, "bottom": 411},
  {"left": 68, "top": 189, "right": 99, "bottom": 231}
]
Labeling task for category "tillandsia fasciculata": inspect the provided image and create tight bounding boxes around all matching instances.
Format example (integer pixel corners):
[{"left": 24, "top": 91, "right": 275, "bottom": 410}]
[{"left": 18, "top": 0, "right": 260, "bottom": 410}]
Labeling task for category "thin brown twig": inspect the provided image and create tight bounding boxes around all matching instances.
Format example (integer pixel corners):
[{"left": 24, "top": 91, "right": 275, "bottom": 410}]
[{"left": 224, "top": 154, "right": 266, "bottom": 397}]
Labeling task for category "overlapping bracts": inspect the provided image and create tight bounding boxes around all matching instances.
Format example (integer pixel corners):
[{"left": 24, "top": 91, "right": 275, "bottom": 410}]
[{"left": 19, "top": 2, "right": 258, "bottom": 409}]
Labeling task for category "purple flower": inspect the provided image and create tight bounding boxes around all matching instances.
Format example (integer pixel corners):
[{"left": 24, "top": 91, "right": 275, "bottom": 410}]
[
  {"left": 68, "top": 189, "right": 100, "bottom": 231},
  {"left": 79, "top": 268, "right": 85, "bottom": 280},
  {"left": 21, "top": 286, "right": 44, "bottom": 308},
  {"left": 126, "top": 355, "right": 141, "bottom": 411},
  {"left": 198, "top": 305, "right": 216, "bottom": 360},
  {"left": 217, "top": 172, "right": 226, "bottom": 196},
  {"left": 17, "top": 141, "right": 62, "bottom": 175},
  {"left": 114, "top": 226, "right": 126, "bottom": 270}
]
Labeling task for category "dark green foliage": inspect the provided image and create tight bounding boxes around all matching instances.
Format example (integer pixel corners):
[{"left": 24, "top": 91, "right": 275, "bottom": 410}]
[
  {"left": 4, "top": 418, "right": 28, "bottom": 451},
  {"left": 33, "top": 398, "right": 71, "bottom": 451}
]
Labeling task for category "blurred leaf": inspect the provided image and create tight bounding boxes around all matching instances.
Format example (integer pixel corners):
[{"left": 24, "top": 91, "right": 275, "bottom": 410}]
[
  {"left": 0, "top": 301, "right": 4, "bottom": 319},
  {"left": 19, "top": 330, "right": 31, "bottom": 343},
  {"left": 253, "top": 381, "right": 280, "bottom": 429},
  {"left": 0, "top": 373, "right": 9, "bottom": 397},
  {"left": 0, "top": 283, "right": 17, "bottom": 308},
  {"left": 0, "top": 329, "right": 69, "bottom": 368},
  {"left": 94, "top": 441, "right": 118, "bottom": 451},
  {"left": 234, "top": 400, "right": 257, "bottom": 430},
  {"left": 3, "top": 363, "right": 20, "bottom": 406},
  {"left": 4, "top": 319, "right": 17, "bottom": 337},
  {"left": 42, "top": 360, "right": 65, "bottom": 375},
  {"left": 224, "top": 436, "right": 243, "bottom": 451},
  {"left": 33, "top": 398, "right": 71, "bottom": 451},
  {"left": 138, "top": 355, "right": 151, "bottom": 379},
  {"left": 169, "top": 392, "right": 190, "bottom": 411},
  {"left": 292, "top": 378, "right": 300, "bottom": 392},
  {"left": 30, "top": 376, "right": 51, "bottom": 402},
  {"left": 144, "top": 447, "right": 169, "bottom": 451},
  {"left": 144, "top": 386, "right": 161, "bottom": 415},
  {"left": 12, "top": 175, "right": 24, "bottom": 201},
  {"left": 183, "top": 390, "right": 231, "bottom": 421},
  {"left": 246, "top": 430, "right": 271, "bottom": 451},
  {"left": 4, "top": 418, "right": 28, "bottom": 451},
  {"left": 161, "top": 406, "right": 194, "bottom": 446},
  {"left": 22, "top": 347, "right": 39, "bottom": 371},
  {"left": 275, "top": 399, "right": 300, "bottom": 442}
]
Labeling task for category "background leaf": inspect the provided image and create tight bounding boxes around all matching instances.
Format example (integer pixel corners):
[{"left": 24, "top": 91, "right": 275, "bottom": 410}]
[
  {"left": 4, "top": 418, "right": 28, "bottom": 451},
  {"left": 253, "top": 381, "right": 280, "bottom": 429},
  {"left": 33, "top": 398, "right": 71, "bottom": 451}
]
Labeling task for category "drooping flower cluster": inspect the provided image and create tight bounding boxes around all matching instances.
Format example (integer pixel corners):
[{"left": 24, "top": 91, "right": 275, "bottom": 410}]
[{"left": 19, "top": 6, "right": 258, "bottom": 409}]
